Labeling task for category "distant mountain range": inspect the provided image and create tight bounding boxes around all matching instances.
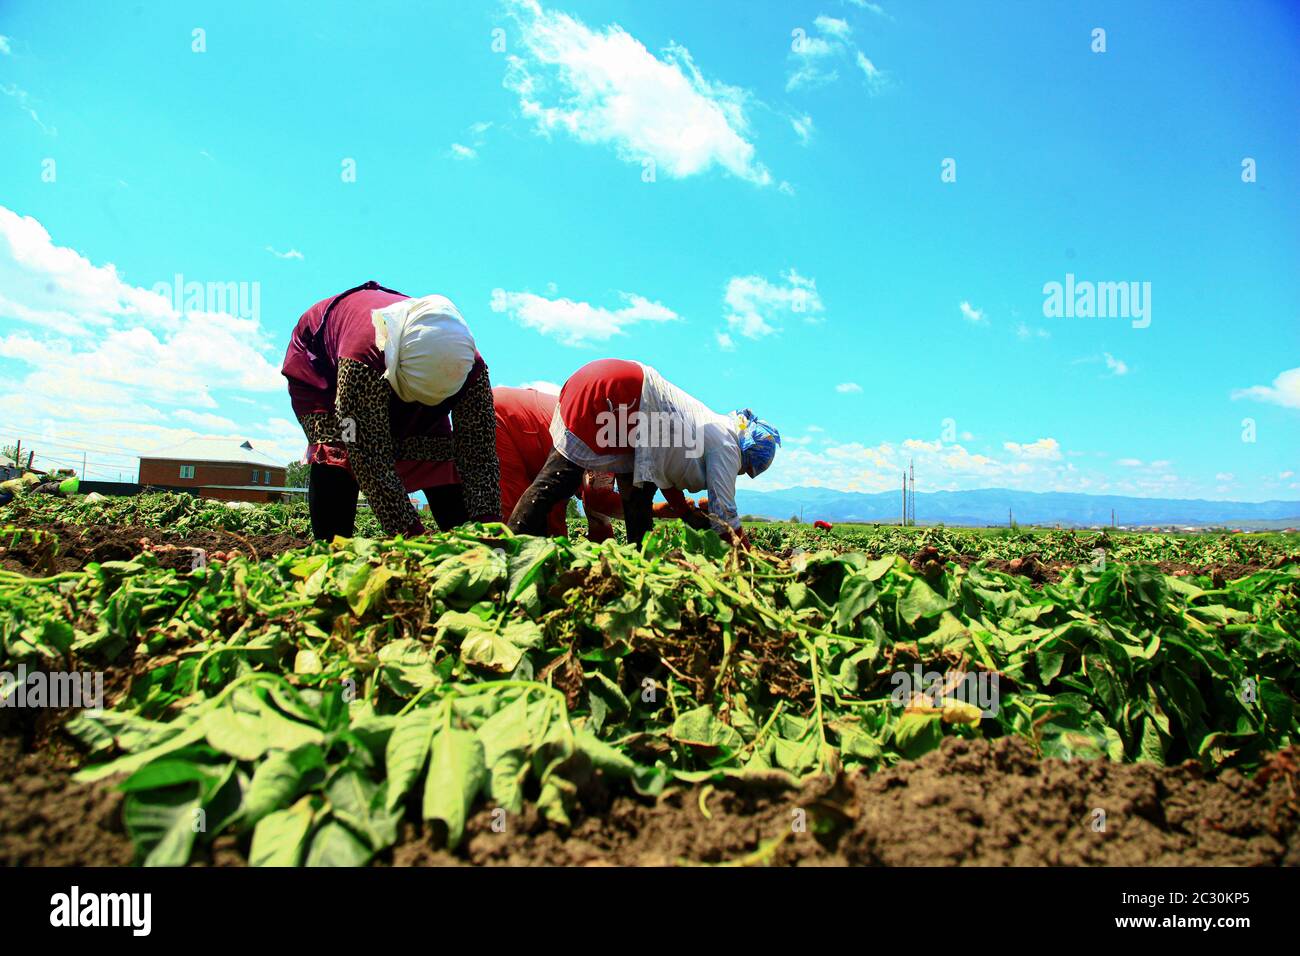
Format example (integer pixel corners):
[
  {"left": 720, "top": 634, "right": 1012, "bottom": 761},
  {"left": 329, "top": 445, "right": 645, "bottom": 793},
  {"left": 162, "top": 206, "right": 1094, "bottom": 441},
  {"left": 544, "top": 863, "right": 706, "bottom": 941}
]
[{"left": 735, "top": 486, "right": 1300, "bottom": 529}]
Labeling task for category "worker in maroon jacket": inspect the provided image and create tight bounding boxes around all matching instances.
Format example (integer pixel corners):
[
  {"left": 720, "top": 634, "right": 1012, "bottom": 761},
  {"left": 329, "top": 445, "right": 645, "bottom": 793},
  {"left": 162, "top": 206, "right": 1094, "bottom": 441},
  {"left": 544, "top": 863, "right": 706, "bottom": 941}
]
[
  {"left": 281, "top": 281, "right": 501, "bottom": 539},
  {"left": 494, "top": 384, "right": 700, "bottom": 541}
]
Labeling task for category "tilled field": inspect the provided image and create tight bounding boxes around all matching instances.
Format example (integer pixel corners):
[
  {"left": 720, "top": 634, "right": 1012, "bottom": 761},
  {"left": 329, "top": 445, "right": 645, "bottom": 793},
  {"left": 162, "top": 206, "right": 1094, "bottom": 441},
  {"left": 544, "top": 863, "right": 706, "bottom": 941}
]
[
  {"left": 4, "top": 727, "right": 1296, "bottom": 866},
  {"left": 1, "top": 505, "right": 1297, "bottom": 867},
  {"left": 0, "top": 519, "right": 309, "bottom": 576}
]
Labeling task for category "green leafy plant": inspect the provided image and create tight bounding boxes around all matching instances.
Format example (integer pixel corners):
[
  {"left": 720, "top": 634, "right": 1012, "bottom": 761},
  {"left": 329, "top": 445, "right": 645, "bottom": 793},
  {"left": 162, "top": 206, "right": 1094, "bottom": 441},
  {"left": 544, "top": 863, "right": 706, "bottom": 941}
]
[{"left": 0, "top": 519, "right": 1296, "bottom": 866}]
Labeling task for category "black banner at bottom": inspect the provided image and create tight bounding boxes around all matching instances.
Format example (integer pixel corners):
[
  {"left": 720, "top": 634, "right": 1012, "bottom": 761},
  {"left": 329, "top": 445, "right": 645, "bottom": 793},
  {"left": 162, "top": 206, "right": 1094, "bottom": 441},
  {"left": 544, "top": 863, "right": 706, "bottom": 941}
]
[{"left": 0, "top": 865, "right": 1288, "bottom": 942}]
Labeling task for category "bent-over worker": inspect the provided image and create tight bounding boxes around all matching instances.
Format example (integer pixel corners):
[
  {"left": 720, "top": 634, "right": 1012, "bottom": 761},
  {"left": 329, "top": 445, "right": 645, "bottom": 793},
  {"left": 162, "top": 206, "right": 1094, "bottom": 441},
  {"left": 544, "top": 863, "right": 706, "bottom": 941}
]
[
  {"left": 281, "top": 281, "right": 501, "bottom": 540},
  {"left": 494, "top": 384, "right": 702, "bottom": 541},
  {"left": 506, "top": 358, "right": 779, "bottom": 547}
]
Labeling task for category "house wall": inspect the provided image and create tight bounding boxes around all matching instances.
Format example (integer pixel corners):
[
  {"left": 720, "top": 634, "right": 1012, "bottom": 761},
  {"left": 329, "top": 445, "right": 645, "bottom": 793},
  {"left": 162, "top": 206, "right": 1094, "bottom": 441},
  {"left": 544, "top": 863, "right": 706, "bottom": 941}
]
[{"left": 138, "top": 459, "right": 287, "bottom": 503}]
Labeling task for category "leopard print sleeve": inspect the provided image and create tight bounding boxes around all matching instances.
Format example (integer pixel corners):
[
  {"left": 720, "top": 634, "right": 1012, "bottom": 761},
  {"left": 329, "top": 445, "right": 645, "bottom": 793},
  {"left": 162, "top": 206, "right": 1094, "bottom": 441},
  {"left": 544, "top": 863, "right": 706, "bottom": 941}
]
[
  {"left": 451, "top": 365, "right": 502, "bottom": 521},
  {"left": 336, "top": 357, "right": 421, "bottom": 536}
]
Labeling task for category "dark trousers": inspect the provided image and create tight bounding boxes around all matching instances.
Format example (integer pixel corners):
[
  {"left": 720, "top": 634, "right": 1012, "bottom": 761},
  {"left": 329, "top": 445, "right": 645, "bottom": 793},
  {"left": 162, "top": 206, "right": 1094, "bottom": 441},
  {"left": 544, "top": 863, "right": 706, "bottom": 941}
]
[
  {"left": 506, "top": 451, "right": 657, "bottom": 545},
  {"left": 506, "top": 451, "right": 584, "bottom": 537},
  {"left": 308, "top": 463, "right": 466, "bottom": 540}
]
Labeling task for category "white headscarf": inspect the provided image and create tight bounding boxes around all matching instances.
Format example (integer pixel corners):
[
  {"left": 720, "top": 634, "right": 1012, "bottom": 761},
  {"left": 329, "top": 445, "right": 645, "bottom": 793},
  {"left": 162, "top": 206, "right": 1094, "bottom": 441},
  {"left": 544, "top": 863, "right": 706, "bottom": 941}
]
[{"left": 371, "top": 295, "right": 477, "bottom": 406}]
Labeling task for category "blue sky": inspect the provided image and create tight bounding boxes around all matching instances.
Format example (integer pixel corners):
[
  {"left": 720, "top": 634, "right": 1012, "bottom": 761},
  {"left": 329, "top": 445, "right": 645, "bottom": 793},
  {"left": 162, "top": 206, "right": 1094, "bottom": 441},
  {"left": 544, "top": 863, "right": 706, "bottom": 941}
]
[{"left": 1, "top": 0, "right": 1297, "bottom": 500}]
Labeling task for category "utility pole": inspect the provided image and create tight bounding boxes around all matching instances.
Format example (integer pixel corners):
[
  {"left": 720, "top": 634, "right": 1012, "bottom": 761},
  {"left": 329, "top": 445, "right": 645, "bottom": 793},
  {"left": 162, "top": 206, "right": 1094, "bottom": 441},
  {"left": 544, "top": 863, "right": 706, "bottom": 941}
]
[
  {"left": 1009, "top": 507, "right": 1013, "bottom": 528},
  {"left": 909, "top": 458, "right": 915, "bottom": 528},
  {"left": 1111, "top": 508, "right": 1115, "bottom": 528},
  {"left": 12, "top": 439, "right": 19, "bottom": 470},
  {"left": 901, "top": 472, "right": 907, "bottom": 526},
  {"left": 82, "top": 451, "right": 87, "bottom": 478}
]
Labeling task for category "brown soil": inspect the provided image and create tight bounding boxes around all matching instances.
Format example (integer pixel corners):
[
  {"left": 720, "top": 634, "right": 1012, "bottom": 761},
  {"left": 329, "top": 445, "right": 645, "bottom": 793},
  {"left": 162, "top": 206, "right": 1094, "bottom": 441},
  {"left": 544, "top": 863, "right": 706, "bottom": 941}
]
[
  {"left": 0, "top": 519, "right": 309, "bottom": 574},
  {"left": 922, "top": 550, "right": 1270, "bottom": 587},
  {"left": 0, "top": 733, "right": 134, "bottom": 866},
  {"left": 390, "top": 737, "right": 1300, "bottom": 867},
  {"left": 1, "top": 522, "right": 1293, "bottom": 867},
  {"left": 4, "top": 719, "right": 1295, "bottom": 867}
]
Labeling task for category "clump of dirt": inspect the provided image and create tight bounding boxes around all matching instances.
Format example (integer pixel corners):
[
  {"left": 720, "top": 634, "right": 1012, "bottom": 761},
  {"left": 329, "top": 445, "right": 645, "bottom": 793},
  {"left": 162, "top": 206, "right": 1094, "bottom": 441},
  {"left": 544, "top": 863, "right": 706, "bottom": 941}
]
[
  {"left": 5, "top": 728, "right": 1296, "bottom": 867},
  {"left": 988, "top": 552, "right": 1055, "bottom": 584},
  {"left": 0, "top": 732, "right": 134, "bottom": 866},
  {"left": 391, "top": 737, "right": 1300, "bottom": 866},
  {"left": 0, "top": 520, "right": 309, "bottom": 574},
  {"left": 1155, "top": 561, "right": 1268, "bottom": 586}
]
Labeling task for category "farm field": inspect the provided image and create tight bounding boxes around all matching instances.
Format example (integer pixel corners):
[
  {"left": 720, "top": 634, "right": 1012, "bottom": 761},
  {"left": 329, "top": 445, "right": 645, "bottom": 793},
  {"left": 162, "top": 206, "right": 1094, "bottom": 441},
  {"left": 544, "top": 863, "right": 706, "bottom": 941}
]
[{"left": 2, "top": 493, "right": 1298, "bottom": 867}]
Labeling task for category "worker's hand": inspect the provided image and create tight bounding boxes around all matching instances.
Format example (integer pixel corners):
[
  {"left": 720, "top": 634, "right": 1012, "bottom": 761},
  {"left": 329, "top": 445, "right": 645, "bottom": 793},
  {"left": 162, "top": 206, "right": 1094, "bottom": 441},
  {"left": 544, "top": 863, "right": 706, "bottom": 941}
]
[
  {"left": 587, "top": 512, "right": 615, "bottom": 543},
  {"left": 682, "top": 506, "right": 712, "bottom": 532},
  {"left": 724, "top": 525, "right": 751, "bottom": 549}
]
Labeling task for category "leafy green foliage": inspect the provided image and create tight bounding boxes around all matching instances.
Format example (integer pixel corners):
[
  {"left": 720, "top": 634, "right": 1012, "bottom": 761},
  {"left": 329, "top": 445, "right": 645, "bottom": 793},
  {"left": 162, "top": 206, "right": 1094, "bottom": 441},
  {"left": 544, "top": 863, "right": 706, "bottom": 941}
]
[
  {"left": 745, "top": 522, "right": 1298, "bottom": 568},
  {"left": 2, "top": 490, "right": 382, "bottom": 537},
  {"left": 0, "top": 516, "right": 1296, "bottom": 866}
]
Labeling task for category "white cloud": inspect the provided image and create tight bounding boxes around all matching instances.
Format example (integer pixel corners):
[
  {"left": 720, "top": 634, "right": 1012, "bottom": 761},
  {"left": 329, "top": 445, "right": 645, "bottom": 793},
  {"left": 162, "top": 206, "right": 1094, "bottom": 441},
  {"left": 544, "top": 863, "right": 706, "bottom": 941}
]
[
  {"left": 1117, "top": 458, "right": 1143, "bottom": 467},
  {"left": 0, "top": 207, "right": 174, "bottom": 334},
  {"left": 1, "top": 82, "right": 54, "bottom": 135},
  {"left": 0, "top": 205, "right": 289, "bottom": 471},
  {"left": 0, "top": 35, "right": 11, "bottom": 55},
  {"left": 448, "top": 121, "right": 492, "bottom": 161},
  {"left": 1281, "top": 470, "right": 1295, "bottom": 480},
  {"left": 815, "top": 16, "right": 852, "bottom": 38},
  {"left": 788, "top": 15, "right": 887, "bottom": 93},
  {"left": 489, "top": 287, "right": 679, "bottom": 347},
  {"left": 845, "top": 0, "right": 890, "bottom": 16},
  {"left": 835, "top": 382, "right": 862, "bottom": 394},
  {"left": 763, "top": 437, "right": 1012, "bottom": 494},
  {"left": 723, "top": 268, "right": 824, "bottom": 339},
  {"left": 790, "top": 113, "right": 814, "bottom": 146},
  {"left": 504, "top": 0, "right": 770, "bottom": 185},
  {"left": 1003, "top": 438, "right": 1061, "bottom": 461},
  {"left": 1015, "top": 322, "right": 1049, "bottom": 340},
  {"left": 1232, "top": 366, "right": 1300, "bottom": 410},
  {"left": 265, "top": 246, "right": 304, "bottom": 260},
  {"left": 855, "top": 51, "right": 884, "bottom": 90},
  {"left": 959, "top": 300, "right": 985, "bottom": 323},
  {"left": 1104, "top": 352, "right": 1129, "bottom": 376},
  {"left": 715, "top": 330, "right": 735, "bottom": 351},
  {"left": 173, "top": 409, "right": 239, "bottom": 431},
  {"left": 1215, "top": 472, "right": 1234, "bottom": 482},
  {"left": 759, "top": 431, "right": 1187, "bottom": 498},
  {"left": 516, "top": 380, "right": 562, "bottom": 395}
]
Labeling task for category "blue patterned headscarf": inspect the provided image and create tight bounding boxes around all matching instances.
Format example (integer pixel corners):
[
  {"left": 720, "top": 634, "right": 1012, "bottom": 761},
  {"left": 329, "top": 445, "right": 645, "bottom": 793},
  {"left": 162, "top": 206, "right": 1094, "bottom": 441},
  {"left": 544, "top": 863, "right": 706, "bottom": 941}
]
[{"left": 734, "top": 409, "right": 781, "bottom": 476}]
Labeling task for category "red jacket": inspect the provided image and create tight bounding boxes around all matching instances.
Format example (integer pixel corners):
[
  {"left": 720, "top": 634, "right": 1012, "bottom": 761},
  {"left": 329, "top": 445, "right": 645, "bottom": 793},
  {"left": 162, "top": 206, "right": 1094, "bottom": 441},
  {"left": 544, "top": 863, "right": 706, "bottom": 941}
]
[
  {"left": 495, "top": 387, "right": 567, "bottom": 536},
  {"left": 494, "top": 386, "right": 627, "bottom": 536}
]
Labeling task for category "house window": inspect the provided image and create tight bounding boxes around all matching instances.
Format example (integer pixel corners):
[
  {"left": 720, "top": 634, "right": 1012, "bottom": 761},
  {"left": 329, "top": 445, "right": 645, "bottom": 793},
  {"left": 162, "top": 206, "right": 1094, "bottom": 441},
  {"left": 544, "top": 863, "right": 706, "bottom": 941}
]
[
  {"left": 179, "top": 465, "right": 196, "bottom": 479},
  {"left": 252, "top": 470, "right": 260, "bottom": 484}
]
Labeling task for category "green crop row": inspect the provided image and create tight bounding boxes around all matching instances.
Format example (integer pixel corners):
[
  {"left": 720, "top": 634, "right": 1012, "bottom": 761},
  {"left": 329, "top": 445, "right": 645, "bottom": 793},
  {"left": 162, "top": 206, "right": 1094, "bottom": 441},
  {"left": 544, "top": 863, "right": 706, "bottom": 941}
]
[
  {"left": 0, "top": 522, "right": 1297, "bottom": 866},
  {"left": 744, "top": 522, "right": 1299, "bottom": 566}
]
